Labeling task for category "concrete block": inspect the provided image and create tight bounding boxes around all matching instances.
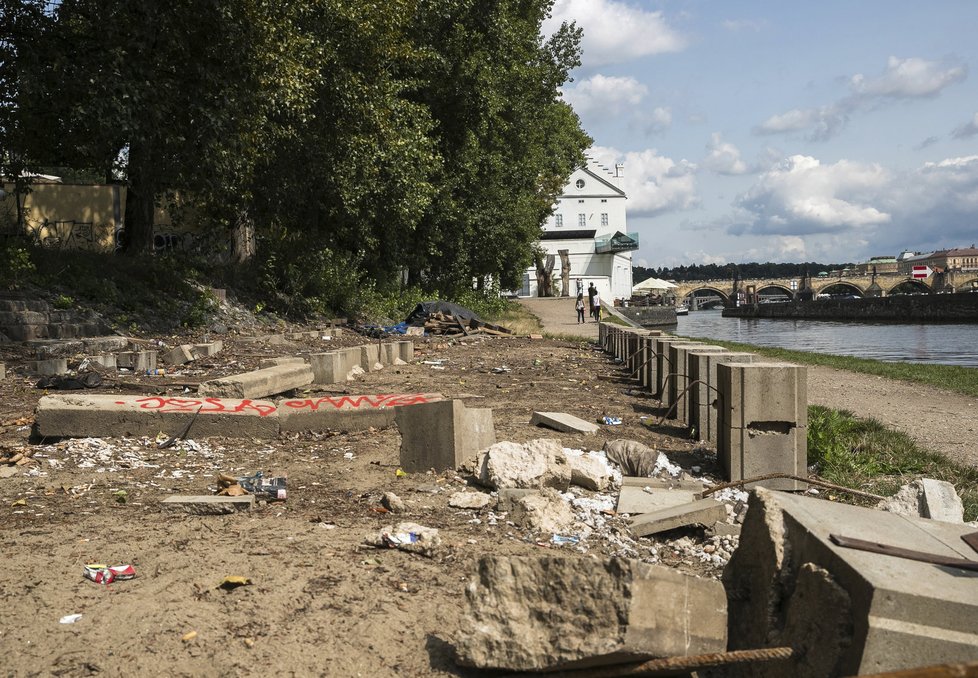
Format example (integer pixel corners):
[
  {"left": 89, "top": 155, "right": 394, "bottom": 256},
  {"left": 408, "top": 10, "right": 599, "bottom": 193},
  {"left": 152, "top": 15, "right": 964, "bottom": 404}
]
[
  {"left": 496, "top": 488, "right": 538, "bottom": 512},
  {"left": 161, "top": 495, "right": 254, "bottom": 515},
  {"left": 198, "top": 363, "right": 313, "bottom": 399},
  {"left": 688, "top": 351, "right": 756, "bottom": 445},
  {"left": 456, "top": 555, "right": 727, "bottom": 671},
  {"left": 638, "top": 336, "right": 655, "bottom": 391},
  {"left": 724, "top": 488, "right": 978, "bottom": 677},
  {"left": 259, "top": 356, "right": 305, "bottom": 368},
  {"left": 32, "top": 358, "right": 67, "bottom": 375},
  {"left": 397, "top": 400, "right": 495, "bottom": 472},
  {"left": 616, "top": 484, "right": 700, "bottom": 514},
  {"left": 672, "top": 344, "right": 727, "bottom": 424},
  {"left": 396, "top": 340, "right": 414, "bottom": 363},
  {"left": 567, "top": 453, "right": 612, "bottom": 491},
  {"left": 161, "top": 344, "right": 195, "bottom": 365},
  {"left": 81, "top": 336, "right": 130, "bottom": 353},
  {"left": 192, "top": 340, "right": 223, "bottom": 357},
  {"left": 278, "top": 393, "right": 443, "bottom": 432},
  {"left": 308, "top": 352, "right": 347, "bottom": 384},
  {"left": 629, "top": 498, "right": 727, "bottom": 537},
  {"left": 378, "top": 343, "right": 398, "bottom": 366},
  {"left": 340, "top": 347, "right": 363, "bottom": 377},
  {"left": 878, "top": 478, "right": 965, "bottom": 523},
  {"left": 0, "top": 362, "right": 4, "bottom": 380},
  {"left": 117, "top": 350, "right": 157, "bottom": 372},
  {"left": 665, "top": 342, "right": 707, "bottom": 416},
  {"left": 620, "top": 476, "right": 704, "bottom": 489},
  {"left": 717, "top": 362, "right": 807, "bottom": 491},
  {"left": 719, "top": 361, "right": 807, "bottom": 427},
  {"left": 529, "top": 411, "right": 599, "bottom": 434},
  {"left": 652, "top": 336, "right": 682, "bottom": 398},
  {"left": 35, "top": 394, "right": 279, "bottom": 439},
  {"left": 359, "top": 344, "right": 383, "bottom": 371},
  {"left": 88, "top": 354, "right": 117, "bottom": 369},
  {"left": 479, "top": 439, "right": 570, "bottom": 490}
]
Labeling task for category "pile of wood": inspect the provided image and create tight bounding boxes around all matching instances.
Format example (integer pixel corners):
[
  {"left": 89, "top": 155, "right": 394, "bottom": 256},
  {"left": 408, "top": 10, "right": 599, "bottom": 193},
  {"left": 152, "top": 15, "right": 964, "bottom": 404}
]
[{"left": 421, "top": 312, "right": 514, "bottom": 338}]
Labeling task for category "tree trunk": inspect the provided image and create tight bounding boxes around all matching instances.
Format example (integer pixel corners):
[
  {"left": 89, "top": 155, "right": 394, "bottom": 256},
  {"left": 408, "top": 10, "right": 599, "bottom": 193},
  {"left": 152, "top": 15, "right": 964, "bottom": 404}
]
[
  {"left": 121, "top": 140, "right": 157, "bottom": 255},
  {"left": 230, "top": 207, "right": 256, "bottom": 264},
  {"left": 558, "top": 249, "right": 570, "bottom": 297}
]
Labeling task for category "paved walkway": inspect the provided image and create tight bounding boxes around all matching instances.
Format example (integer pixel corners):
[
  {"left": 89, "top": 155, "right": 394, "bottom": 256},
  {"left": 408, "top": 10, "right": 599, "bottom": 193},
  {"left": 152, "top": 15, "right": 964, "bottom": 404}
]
[{"left": 518, "top": 297, "right": 600, "bottom": 339}]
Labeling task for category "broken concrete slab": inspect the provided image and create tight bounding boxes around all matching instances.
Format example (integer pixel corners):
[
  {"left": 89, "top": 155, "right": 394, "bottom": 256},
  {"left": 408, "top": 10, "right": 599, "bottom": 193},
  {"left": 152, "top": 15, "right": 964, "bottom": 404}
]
[
  {"left": 478, "top": 439, "right": 571, "bottom": 491},
  {"left": 259, "top": 356, "right": 305, "bottom": 369},
  {"left": 529, "top": 411, "right": 599, "bottom": 434},
  {"left": 116, "top": 350, "right": 157, "bottom": 372},
  {"left": 629, "top": 498, "right": 727, "bottom": 537},
  {"left": 396, "top": 400, "right": 495, "bottom": 473},
  {"left": 616, "top": 484, "right": 700, "bottom": 515},
  {"left": 510, "top": 488, "right": 577, "bottom": 533},
  {"left": 161, "top": 344, "right": 195, "bottom": 366},
  {"left": 566, "top": 452, "right": 612, "bottom": 491},
  {"left": 192, "top": 340, "right": 223, "bottom": 357},
  {"left": 161, "top": 495, "right": 254, "bottom": 515},
  {"left": 620, "top": 476, "right": 704, "bottom": 489},
  {"left": 35, "top": 394, "right": 279, "bottom": 439},
  {"left": 449, "top": 491, "right": 492, "bottom": 510},
  {"left": 198, "top": 363, "right": 314, "bottom": 399},
  {"left": 724, "top": 488, "right": 978, "bottom": 677},
  {"left": 32, "top": 358, "right": 67, "bottom": 376},
  {"left": 495, "top": 488, "right": 538, "bottom": 512},
  {"left": 877, "top": 478, "right": 965, "bottom": 524},
  {"left": 455, "top": 555, "right": 727, "bottom": 671},
  {"left": 278, "top": 393, "right": 443, "bottom": 433}
]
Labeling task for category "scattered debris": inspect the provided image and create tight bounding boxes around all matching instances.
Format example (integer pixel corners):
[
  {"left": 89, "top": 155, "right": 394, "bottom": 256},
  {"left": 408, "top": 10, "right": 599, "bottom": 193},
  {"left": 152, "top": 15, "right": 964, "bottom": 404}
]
[
  {"left": 84, "top": 563, "right": 136, "bottom": 585},
  {"left": 365, "top": 522, "right": 442, "bottom": 557},
  {"left": 381, "top": 492, "right": 405, "bottom": 513},
  {"left": 217, "top": 576, "right": 252, "bottom": 591},
  {"left": 877, "top": 478, "right": 965, "bottom": 523},
  {"left": 59, "top": 614, "right": 83, "bottom": 625},
  {"left": 449, "top": 491, "right": 491, "bottom": 510},
  {"left": 478, "top": 439, "right": 571, "bottom": 491},
  {"left": 603, "top": 439, "right": 681, "bottom": 477}
]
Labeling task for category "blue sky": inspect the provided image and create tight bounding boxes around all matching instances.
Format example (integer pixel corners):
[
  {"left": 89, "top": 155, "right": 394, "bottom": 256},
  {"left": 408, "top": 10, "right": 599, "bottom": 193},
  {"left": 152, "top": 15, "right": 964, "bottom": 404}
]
[{"left": 544, "top": 0, "right": 978, "bottom": 268}]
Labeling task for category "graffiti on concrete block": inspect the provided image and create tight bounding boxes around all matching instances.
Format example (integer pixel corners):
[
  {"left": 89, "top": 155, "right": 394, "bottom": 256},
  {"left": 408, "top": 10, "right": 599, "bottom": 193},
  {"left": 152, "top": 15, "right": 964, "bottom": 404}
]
[
  {"left": 116, "top": 396, "right": 277, "bottom": 417},
  {"left": 280, "top": 394, "right": 437, "bottom": 411}
]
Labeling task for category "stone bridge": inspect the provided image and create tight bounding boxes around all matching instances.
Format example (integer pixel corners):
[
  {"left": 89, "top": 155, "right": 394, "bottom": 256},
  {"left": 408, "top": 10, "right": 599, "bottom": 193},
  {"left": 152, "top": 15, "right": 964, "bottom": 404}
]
[{"left": 672, "top": 270, "right": 978, "bottom": 305}]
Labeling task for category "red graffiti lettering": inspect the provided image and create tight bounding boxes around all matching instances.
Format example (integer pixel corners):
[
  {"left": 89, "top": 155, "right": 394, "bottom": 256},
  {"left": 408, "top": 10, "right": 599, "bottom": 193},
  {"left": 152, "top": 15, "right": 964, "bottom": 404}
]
[
  {"left": 282, "top": 394, "right": 435, "bottom": 411},
  {"left": 130, "top": 396, "right": 276, "bottom": 417}
]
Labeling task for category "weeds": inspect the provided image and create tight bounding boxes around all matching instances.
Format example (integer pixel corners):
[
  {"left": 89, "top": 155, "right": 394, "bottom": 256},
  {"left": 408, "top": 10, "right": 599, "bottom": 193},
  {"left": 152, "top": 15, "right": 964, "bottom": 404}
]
[{"left": 808, "top": 405, "right": 978, "bottom": 520}]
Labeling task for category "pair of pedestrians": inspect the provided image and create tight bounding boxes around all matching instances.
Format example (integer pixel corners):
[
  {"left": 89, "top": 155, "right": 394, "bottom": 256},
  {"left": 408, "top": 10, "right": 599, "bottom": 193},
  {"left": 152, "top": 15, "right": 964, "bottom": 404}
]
[{"left": 576, "top": 283, "right": 602, "bottom": 323}]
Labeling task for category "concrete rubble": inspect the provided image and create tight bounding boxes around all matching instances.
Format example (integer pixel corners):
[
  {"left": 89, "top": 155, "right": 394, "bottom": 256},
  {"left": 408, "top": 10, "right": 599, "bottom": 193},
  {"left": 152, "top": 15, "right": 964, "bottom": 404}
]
[
  {"left": 477, "top": 439, "right": 571, "bottom": 490},
  {"left": 197, "top": 362, "right": 314, "bottom": 399},
  {"left": 877, "top": 478, "right": 965, "bottom": 523},
  {"left": 455, "top": 555, "right": 727, "bottom": 671},
  {"left": 529, "top": 410, "right": 600, "bottom": 434},
  {"left": 448, "top": 490, "right": 491, "bottom": 510},
  {"left": 364, "top": 522, "right": 441, "bottom": 557},
  {"left": 509, "top": 488, "right": 578, "bottom": 533},
  {"left": 161, "top": 495, "right": 254, "bottom": 514}
]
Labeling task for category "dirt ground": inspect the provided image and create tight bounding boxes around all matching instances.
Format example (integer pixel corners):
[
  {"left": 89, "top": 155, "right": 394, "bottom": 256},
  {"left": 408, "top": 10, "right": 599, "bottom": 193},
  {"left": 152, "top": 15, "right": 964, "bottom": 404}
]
[{"left": 0, "top": 302, "right": 974, "bottom": 677}]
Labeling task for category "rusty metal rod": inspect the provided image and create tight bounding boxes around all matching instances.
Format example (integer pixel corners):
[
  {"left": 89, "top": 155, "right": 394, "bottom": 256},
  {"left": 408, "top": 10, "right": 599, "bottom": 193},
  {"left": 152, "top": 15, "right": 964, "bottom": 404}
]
[{"left": 700, "top": 473, "right": 885, "bottom": 502}]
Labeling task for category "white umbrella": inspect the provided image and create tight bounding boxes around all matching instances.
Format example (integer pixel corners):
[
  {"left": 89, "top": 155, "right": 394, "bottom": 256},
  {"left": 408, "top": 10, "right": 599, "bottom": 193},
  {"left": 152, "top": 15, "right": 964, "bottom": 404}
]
[{"left": 631, "top": 277, "right": 677, "bottom": 294}]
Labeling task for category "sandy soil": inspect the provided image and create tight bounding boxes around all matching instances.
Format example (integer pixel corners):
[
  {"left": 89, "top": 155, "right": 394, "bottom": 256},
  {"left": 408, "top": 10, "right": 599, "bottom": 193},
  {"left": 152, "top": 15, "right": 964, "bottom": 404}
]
[{"left": 0, "top": 300, "right": 974, "bottom": 677}]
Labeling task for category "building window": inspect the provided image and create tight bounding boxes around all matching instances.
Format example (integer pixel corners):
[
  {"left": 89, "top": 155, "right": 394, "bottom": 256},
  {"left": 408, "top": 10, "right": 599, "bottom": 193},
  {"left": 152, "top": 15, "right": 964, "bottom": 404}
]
[
  {"left": 601, "top": 213, "right": 608, "bottom": 227},
  {"left": 555, "top": 214, "right": 563, "bottom": 228},
  {"left": 601, "top": 199, "right": 607, "bottom": 203},
  {"left": 575, "top": 179, "right": 585, "bottom": 189},
  {"left": 578, "top": 213, "right": 586, "bottom": 227},
  {"left": 577, "top": 199, "right": 584, "bottom": 203}
]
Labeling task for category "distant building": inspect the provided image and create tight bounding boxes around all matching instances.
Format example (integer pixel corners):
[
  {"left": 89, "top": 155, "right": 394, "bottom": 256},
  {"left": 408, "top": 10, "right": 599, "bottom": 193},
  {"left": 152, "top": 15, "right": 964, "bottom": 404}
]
[
  {"left": 898, "top": 246, "right": 978, "bottom": 274},
  {"left": 520, "top": 158, "right": 638, "bottom": 300},
  {"left": 855, "top": 256, "right": 898, "bottom": 275}
]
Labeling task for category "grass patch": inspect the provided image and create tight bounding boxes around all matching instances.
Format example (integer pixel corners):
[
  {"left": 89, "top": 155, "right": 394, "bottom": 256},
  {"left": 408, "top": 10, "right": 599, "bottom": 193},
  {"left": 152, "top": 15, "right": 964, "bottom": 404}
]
[
  {"left": 683, "top": 336, "right": 978, "bottom": 399},
  {"left": 809, "top": 405, "right": 978, "bottom": 520},
  {"left": 601, "top": 312, "right": 631, "bottom": 326},
  {"left": 484, "top": 302, "right": 543, "bottom": 336}
]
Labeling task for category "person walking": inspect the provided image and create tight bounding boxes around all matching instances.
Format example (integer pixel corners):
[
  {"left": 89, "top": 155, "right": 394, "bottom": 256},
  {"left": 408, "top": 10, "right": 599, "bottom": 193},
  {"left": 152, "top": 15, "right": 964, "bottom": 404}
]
[
  {"left": 592, "top": 289, "right": 602, "bottom": 322},
  {"left": 587, "top": 283, "right": 597, "bottom": 320},
  {"left": 575, "top": 292, "right": 586, "bottom": 323}
]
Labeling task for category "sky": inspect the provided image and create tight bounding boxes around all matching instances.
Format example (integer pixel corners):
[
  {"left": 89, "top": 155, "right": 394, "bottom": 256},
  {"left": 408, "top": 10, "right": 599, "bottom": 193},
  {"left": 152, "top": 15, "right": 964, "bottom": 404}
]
[{"left": 543, "top": 0, "right": 978, "bottom": 268}]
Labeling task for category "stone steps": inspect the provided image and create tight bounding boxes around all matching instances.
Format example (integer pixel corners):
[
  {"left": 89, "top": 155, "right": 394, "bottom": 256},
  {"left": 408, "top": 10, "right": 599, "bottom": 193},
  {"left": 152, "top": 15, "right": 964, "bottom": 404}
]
[{"left": 0, "top": 292, "right": 113, "bottom": 343}]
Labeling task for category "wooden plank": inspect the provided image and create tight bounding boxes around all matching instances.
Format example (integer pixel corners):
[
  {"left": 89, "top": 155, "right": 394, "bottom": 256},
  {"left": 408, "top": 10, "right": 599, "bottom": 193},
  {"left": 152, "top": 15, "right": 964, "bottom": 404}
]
[{"left": 961, "top": 531, "right": 978, "bottom": 555}]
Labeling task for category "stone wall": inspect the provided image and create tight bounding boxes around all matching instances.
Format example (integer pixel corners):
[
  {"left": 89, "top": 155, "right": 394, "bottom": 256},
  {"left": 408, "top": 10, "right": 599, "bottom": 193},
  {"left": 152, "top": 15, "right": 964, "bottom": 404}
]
[
  {"left": 617, "top": 306, "right": 678, "bottom": 327},
  {"left": 723, "top": 293, "right": 978, "bottom": 322}
]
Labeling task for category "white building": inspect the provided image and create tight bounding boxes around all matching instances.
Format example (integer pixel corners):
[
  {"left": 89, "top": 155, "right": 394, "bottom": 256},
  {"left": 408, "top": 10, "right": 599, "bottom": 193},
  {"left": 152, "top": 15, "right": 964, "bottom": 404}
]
[{"left": 520, "top": 158, "right": 637, "bottom": 300}]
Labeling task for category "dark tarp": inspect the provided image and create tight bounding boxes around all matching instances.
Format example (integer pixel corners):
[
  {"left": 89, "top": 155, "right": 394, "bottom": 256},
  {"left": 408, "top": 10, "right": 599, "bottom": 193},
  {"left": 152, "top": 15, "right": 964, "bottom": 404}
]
[{"left": 404, "top": 300, "right": 482, "bottom": 326}]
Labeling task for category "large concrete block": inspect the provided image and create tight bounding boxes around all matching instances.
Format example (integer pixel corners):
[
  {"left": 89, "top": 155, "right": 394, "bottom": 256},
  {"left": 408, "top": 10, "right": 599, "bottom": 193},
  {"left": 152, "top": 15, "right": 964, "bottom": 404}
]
[
  {"left": 259, "top": 356, "right": 305, "bottom": 369},
  {"left": 192, "top": 340, "right": 223, "bottom": 357},
  {"left": 198, "top": 363, "right": 313, "bottom": 399},
  {"left": 724, "top": 488, "right": 978, "bottom": 677},
  {"left": 359, "top": 343, "right": 383, "bottom": 372},
  {"left": 456, "top": 555, "right": 727, "bottom": 671},
  {"left": 87, "top": 354, "right": 117, "bottom": 369},
  {"left": 629, "top": 498, "right": 727, "bottom": 537},
  {"left": 529, "top": 411, "right": 599, "bottom": 434},
  {"left": 340, "top": 347, "right": 363, "bottom": 377},
  {"left": 308, "top": 352, "right": 345, "bottom": 384},
  {"left": 396, "top": 399, "right": 495, "bottom": 472},
  {"left": 395, "top": 340, "right": 414, "bottom": 363},
  {"left": 35, "top": 394, "right": 279, "bottom": 439},
  {"left": 719, "top": 361, "right": 807, "bottom": 427},
  {"left": 378, "top": 343, "right": 406, "bottom": 366},
  {"left": 32, "top": 358, "right": 67, "bottom": 375},
  {"left": 665, "top": 342, "right": 707, "bottom": 414},
  {"left": 278, "top": 393, "right": 443, "bottom": 432},
  {"left": 161, "top": 344, "right": 195, "bottom": 365},
  {"left": 688, "top": 351, "right": 756, "bottom": 445},
  {"left": 652, "top": 336, "right": 681, "bottom": 398},
  {"left": 117, "top": 350, "right": 157, "bottom": 372},
  {"left": 669, "top": 344, "right": 725, "bottom": 424},
  {"left": 718, "top": 422, "right": 807, "bottom": 490}
]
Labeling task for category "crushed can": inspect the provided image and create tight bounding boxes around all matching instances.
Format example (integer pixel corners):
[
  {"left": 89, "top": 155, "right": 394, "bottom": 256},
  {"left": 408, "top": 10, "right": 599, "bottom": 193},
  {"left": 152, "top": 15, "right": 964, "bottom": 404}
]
[{"left": 84, "top": 563, "right": 136, "bottom": 585}]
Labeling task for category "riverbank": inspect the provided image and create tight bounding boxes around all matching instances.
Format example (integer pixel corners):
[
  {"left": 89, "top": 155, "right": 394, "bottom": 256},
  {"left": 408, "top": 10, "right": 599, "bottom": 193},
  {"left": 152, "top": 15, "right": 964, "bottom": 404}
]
[{"left": 723, "top": 293, "right": 978, "bottom": 322}]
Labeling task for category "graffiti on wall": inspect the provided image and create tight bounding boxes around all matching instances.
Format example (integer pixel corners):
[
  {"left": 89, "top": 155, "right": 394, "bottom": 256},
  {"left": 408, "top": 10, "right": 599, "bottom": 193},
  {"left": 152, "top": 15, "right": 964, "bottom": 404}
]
[
  {"left": 116, "top": 396, "right": 278, "bottom": 417},
  {"left": 280, "top": 394, "right": 439, "bottom": 411}
]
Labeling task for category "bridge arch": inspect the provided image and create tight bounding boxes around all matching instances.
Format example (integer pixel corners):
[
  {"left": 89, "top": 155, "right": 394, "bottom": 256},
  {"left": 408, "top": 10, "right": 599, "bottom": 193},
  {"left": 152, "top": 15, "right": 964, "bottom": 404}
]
[
  {"left": 883, "top": 278, "right": 931, "bottom": 295},
  {"left": 812, "top": 281, "right": 864, "bottom": 297},
  {"left": 953, "top": 277, "right": 978, "bottom": 293},
  {"left": 755, "top": 284, "right": 794, "bottom": 298},
  {"left": 683, "top": 286, "right": 730, "bottom": 303}
]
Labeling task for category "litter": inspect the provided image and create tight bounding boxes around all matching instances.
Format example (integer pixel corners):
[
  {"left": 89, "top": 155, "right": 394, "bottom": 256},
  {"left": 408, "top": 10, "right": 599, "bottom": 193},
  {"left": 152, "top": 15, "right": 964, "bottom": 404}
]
[
  {"left": 84, "top": 563, "right": 136, "bottom": 585},
  {"left": 59, "top": 614, "right": 83, "bottom": 624},
  {"left": 235, "top": 471, "right": 287, "bottom": 501},
  {"left": 550, "top": 534, "right": 580, "bottom": 545},
  {"left": 491, "top": 366, "right": 511, "bottom": 374},
  {"left": 602, "top": 416, "right": 622, "bottom": 425},
  {"left": 217, "top": 576, "right": 252, "bottom": 590}
]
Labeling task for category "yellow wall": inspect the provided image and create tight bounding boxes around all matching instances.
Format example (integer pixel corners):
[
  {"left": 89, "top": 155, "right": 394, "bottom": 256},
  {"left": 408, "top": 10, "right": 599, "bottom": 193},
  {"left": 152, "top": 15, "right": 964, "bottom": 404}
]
[{"left": 0, "top": 182, "right": 179, "bottom": 252}]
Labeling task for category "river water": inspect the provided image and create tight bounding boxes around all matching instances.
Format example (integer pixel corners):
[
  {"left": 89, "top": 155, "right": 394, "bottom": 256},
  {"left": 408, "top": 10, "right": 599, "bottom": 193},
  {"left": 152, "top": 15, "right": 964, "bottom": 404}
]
[{"left": 674, "top": 309, "right": 978, "bottom": 368}]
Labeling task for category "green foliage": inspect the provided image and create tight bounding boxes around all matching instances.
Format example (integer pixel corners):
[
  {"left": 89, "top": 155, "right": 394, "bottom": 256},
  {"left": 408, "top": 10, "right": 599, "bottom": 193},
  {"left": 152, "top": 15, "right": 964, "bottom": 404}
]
[
  {"left": 52, "top": 294, "right": 74, "bottom": 309},
  {"left": 0, "top": 241, "right": 36, "bottom": 289},
  {"left": 808, "top": 405, "right": 978, "bottom": 520},
  {"left": 645, "top": 261, "right": 855, "bottom": 282}
]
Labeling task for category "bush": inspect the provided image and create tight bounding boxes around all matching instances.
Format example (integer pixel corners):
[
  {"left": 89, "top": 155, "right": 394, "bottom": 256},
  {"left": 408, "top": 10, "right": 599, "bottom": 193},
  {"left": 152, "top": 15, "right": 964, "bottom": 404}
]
[{"left": 0, "top": 241, "right": 36, "bottom": 289}]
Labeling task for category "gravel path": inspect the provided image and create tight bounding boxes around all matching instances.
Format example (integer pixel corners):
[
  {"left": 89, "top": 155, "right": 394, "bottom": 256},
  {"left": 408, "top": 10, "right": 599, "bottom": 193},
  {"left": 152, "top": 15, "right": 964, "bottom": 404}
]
[{"left": 523, "top": 298, "right": 978, "bottom": 469}]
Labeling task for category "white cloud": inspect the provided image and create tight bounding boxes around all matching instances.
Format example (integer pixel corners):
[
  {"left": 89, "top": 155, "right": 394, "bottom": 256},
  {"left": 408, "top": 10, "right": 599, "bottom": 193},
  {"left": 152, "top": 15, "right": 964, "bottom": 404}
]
[
  {"left": 850, "top": 56, "right": 967, "bottom": 99},
  {"left": 562, "top": 74, "right": 648, "bottom": 116},
  {"left": 733, "top": 155, "right": 890, "bottom": 235},
  {"left": 755, "top": 56, "right": 966, "bottom": 141},
  {"left": 952, "top": 112, "right": 978, "bottom": 139},
  {"left": 640, "top": 106, "right": 672, "bottom": 135},
  {"left": 544, "top": 0, "right": 685, "bottom": 67},
  {"left": 590, "top": 145, "right": 699, "bottom": 216},
  {"left": 702, "top": 133, "right": 748, "bottom": 175}
]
